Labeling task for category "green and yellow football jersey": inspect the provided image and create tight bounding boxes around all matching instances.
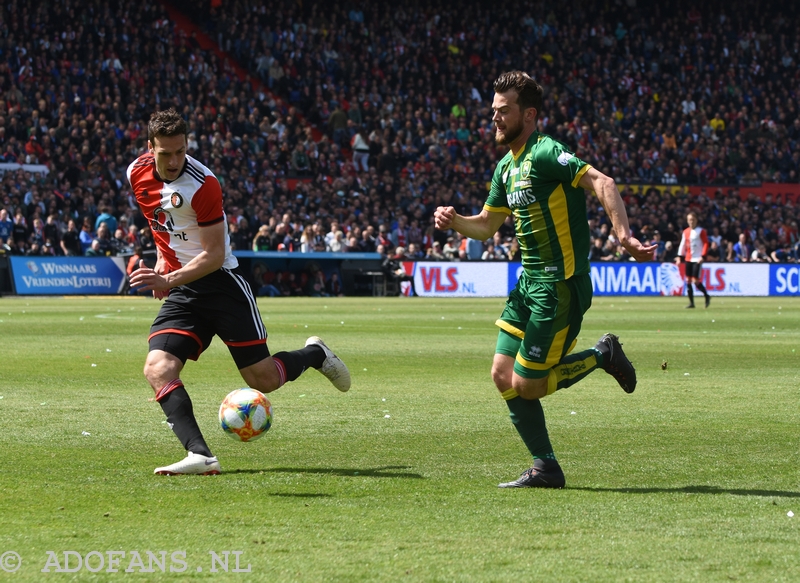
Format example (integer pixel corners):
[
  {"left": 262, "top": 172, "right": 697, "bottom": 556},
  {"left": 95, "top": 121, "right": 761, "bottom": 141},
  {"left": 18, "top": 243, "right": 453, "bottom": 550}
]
[{"left": 485, "top": 132, "right": 592, "bottom": 282}]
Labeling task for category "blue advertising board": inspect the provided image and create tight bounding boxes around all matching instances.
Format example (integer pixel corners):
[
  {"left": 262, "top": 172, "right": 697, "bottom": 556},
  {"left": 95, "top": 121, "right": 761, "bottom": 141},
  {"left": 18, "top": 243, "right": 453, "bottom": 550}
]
[
  {"left": 507, "top": 261, "right": 770, "bottom": 296},
  {"left": 508, "top": 262, "right": 669, "bottom": 296},
  {"left": 9, "top": 256, "right": 127, "bottom": 295},
  {"left": 770, "top": 264, "right": 800, "bottom": 295}
]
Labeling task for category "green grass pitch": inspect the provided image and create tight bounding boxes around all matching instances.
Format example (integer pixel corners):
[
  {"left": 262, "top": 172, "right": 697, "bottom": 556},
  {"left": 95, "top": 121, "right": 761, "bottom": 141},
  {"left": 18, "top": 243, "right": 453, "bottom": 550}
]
[{"left": 0, "top": 295, "right": 798, "bottom": 582}]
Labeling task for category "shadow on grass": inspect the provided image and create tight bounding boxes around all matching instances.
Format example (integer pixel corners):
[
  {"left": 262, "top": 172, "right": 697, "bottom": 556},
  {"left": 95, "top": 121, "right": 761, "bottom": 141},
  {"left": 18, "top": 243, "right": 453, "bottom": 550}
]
[
  {"left": 228, "top": 465, "right": 424, "bottom": 479},
  {"left": 268, "top": 492, "right": 332, "bottom": 498},
  {"left": 572, "top": 485, "right": 800, "bottom": 498}
]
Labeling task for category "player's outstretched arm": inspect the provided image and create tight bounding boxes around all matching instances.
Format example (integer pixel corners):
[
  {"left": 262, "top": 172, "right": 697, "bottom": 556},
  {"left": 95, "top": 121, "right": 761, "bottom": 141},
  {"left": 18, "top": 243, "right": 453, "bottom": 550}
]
[
  {"left": 578, "top": 168, "right": 657, "bottom": 263},
  {"left": 434, "top": 206, "right": 506, "bottom": 241},
  {"left": 130, "top": 222, "right": 226, "bottom": 292}
]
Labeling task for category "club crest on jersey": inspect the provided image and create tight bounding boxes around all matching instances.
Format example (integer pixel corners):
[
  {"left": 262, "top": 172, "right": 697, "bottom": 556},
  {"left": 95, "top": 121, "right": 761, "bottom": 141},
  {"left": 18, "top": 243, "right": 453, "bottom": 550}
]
[
  {"left": 151, "top": 207, "right": 175, "bottom": 233},
  {"left": 170, "top": 192, "right": 184, "bottom": 208},
  {"left": 520, "top": 160, "right": 531, "bottom": 179}
]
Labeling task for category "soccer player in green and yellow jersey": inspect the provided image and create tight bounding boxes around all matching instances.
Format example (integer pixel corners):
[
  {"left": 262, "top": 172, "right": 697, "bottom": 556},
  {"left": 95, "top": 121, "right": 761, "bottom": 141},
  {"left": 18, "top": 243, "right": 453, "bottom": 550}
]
[{"left": 434, "top": 71, "right": 656, "bottom": 488}]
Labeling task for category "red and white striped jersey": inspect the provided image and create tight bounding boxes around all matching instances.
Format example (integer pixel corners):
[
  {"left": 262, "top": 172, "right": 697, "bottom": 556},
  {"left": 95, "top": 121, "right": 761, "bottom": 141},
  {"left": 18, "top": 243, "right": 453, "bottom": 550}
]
[
  {"left": 677, "top": 226, "right": 708, "bottom": 262},
  {"left": 127, "top": 153, "right": 237, "bottom": 273}
]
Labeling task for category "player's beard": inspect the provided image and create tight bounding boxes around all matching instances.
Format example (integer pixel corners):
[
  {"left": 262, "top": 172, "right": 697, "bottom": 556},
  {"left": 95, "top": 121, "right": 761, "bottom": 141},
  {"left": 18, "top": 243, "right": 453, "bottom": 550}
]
[{"left": 495, "top": 119, "right": 524, "bottom": 145}]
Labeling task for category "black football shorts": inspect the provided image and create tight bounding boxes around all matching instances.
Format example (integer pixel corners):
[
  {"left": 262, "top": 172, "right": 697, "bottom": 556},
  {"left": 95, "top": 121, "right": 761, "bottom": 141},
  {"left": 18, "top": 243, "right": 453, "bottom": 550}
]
[
  {"left": 149, "top": 267, "right": 269, "bottom": 369},
  {"left": 684, "top": 262, "right": 702, "bottom": 279}
]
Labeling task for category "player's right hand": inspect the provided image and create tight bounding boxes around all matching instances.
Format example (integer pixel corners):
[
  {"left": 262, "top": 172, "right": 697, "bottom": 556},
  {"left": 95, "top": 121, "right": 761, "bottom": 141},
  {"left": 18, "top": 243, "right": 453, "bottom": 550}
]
[
  {"left": 434, "top": 206, "right": 456, "bottom": 230},
  {"left": 130, "top": 259, "right": 170, "bottom": 299}
]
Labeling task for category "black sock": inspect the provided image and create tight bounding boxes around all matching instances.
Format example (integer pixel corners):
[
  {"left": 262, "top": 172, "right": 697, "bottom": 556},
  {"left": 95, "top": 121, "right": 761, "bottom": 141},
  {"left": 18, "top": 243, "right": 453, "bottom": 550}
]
[
  {"left": 273, "top": 345, "right": 325, "bottom": 382},
  {"left": 687, "top": 285, "right": 694, "bottom": 305},
  {"left": 158, "top": 385, "right": 212, "bottom": 457},
  {"left": 695, "top": 282, "right": 709, "bottom": 298}
]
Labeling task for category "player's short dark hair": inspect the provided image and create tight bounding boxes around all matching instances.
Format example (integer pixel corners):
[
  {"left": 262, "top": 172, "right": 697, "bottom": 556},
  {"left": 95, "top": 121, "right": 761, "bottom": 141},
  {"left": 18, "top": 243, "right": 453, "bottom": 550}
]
[
  {"left": 148, "top": 109, "right": 188, "bottom": 143},
  {"left": 494, "top": 71, "right": 543, "bottom": 115}
]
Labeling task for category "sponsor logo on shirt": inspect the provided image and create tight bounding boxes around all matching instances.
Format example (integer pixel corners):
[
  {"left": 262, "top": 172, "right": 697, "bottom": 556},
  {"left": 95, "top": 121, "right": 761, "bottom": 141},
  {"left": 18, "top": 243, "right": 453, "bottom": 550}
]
[
  {"left": 507, "top": 188, "right": 537, "bottom": 208},
  {"left": 151, "top": 207, "right": 175, "bottom": 233}
]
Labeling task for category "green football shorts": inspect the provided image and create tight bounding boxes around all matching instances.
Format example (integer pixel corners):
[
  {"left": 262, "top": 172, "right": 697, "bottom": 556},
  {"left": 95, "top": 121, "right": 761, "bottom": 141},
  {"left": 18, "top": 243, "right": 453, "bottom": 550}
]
[{"left": 495, "top": 272, "right": 593, "bottom": 379}]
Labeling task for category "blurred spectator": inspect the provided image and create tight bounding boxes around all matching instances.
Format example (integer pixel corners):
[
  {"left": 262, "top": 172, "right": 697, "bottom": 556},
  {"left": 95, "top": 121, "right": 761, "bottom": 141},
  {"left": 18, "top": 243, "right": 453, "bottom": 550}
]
[
  {"left": 308, "top": 268, "right": 329, "bottom": 297},
  {"left": 351, "top": 127, "right": 370, "bottom": 172},
  {"left": 662, "top": 241, "right": 678, "bottom": 263},
  {"left": 706, "top": 240, "right": 722, "bottom": 262},
  {"left": 442, "top": 236, "right": 460, "bottom": 260},
  {"left": 463, "top": 238, "right": 485, "bottom": 261},
  {"left": 426, "top": 241, "right": 446, "bottom": 260},
  {"left": 85, "top": 240, "right": 103, "bottom": 257},
  {"left": 60, "top": 219, "right": 81, "bottom": 256},
  {"left": 328, "top": 231, "right": 346, "bottom": 252},
  {"left": 79, "top": 218, "right": 95, "bottom": 255},
  {"left": 750, "top": 241, "right": 773, "bottom": 263},
  {"left": 0, "top": 209, "right": 12, "bottom": 248},
  {"left": 94, "top": 224, "right": 115, "bottom": 257},
  {"left": 405, "top": 243, "right": 424, "bottom": 260},
  {"left": 382, "top": 246, "right": 416, "bottom": 296},
  {"left": 95, "top": 207, "right": 118, "bottom": 235},
  {"left": 732, "top": 234, "right": 750, "bottom": 262},
  {"left": 253, "top": 225, "right": 272, "bottom": 251},
  {"left": 589, "top": 237, "right": 614, "bottom": 262},
  {"left": 326, "top": 272, "right": 344, "bottom": 296},
  {"left": 481, "top": 243, "right": 506, "bottom": 261}
]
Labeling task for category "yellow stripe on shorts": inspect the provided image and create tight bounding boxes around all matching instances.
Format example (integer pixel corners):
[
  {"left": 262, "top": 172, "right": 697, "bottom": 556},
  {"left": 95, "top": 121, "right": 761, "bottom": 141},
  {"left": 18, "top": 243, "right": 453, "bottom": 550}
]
[
  {"left": 514, "top": 326, "right": 570, "bottom": 371},
  {"left": 495, "top": 319, "right": 524, "bottom": 339}
]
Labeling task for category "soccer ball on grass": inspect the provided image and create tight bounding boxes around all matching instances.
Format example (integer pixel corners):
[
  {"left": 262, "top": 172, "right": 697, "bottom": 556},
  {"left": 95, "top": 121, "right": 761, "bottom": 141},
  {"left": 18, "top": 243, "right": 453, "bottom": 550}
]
[{"left": 219, "top": 388, "right": 273, "bottom": 442}]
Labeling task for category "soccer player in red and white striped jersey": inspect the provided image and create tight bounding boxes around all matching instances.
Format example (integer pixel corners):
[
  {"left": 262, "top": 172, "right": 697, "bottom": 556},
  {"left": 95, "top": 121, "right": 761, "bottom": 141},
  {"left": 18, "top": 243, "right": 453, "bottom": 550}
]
[
  {"left": 128, "top": 109, "right": 351, "bottom": 475},
  {"left": 675, "top": 211, "right": 711, "bottom": 308}
]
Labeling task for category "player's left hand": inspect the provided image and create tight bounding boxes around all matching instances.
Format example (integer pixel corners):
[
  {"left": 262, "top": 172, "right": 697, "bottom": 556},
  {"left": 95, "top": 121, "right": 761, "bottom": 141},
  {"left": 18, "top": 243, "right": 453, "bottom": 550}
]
[
  {"left": 621, "top": 237, "right": 658, "bottom": 262},
  {"left": 130, "top": 260, "right": 171, "bottom": 297}
]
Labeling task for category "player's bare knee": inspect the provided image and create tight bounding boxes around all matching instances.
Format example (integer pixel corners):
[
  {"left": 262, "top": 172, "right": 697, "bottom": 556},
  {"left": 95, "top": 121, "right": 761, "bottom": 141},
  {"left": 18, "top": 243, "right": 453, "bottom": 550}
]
[
  {"left": 491, "top": 366, "right": 512, "bottom": 392},
  {"left": 513, "top": 378, "right": 547, "bottom": 400},
  {"left": 143, "top": 353, "right": 180, "bottom": 389},
  {"left": 142, "top": 359, "right": 162, "bottom": 386},
  {"left": 491, "top": 354, "right": 515, "bottom": 392}
]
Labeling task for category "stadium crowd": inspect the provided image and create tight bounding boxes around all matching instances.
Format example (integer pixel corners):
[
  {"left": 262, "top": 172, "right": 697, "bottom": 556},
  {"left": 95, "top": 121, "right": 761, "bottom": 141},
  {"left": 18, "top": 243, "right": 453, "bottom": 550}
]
[{"left": 0, "top": 0, "right": 799, "bottom": 294}]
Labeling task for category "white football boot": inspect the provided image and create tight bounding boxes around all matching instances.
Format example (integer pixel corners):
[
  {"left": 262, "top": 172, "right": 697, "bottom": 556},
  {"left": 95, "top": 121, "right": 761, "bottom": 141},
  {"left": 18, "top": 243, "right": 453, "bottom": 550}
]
[
  {"left": 154, "top": 452, "right": 221, "bottom": 475},
  {"left": 305, "top": 336, "right": 351, "bottom": 392}
]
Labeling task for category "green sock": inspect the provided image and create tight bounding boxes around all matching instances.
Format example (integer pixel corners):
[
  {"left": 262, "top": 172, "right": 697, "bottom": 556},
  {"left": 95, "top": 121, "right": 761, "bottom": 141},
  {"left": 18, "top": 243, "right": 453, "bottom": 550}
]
[
  {"left": 503, "top": 391, "right": 555, "bottom": 459},
  {"left": 546, "top": 348, "right": 603, "bottom": 393}
]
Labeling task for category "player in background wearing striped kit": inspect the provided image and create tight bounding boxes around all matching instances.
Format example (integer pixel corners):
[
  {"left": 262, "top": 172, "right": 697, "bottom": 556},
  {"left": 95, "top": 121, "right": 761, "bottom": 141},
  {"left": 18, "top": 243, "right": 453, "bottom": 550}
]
[
  {"left": 128, "top": 109, "right": 350, "bottom": 475},
  {"left": 675, "top": 211, "right": 711, "bottom": 309}
]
